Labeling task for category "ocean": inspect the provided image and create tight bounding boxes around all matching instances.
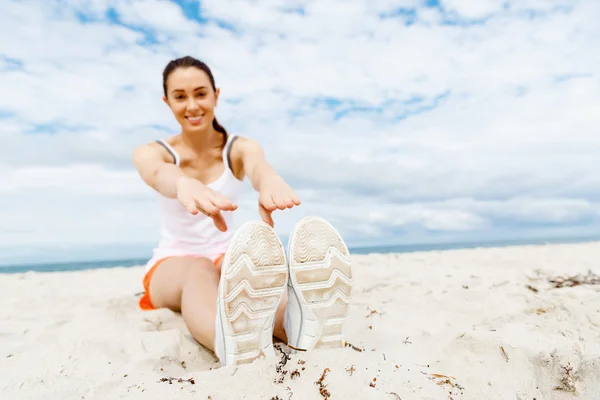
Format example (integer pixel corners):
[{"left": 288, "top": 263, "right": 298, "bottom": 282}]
[{"left": 1, "top": 235, "right": 598, "bottom": 275}]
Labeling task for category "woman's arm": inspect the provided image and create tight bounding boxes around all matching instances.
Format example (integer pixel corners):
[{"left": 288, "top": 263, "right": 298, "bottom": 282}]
[
  {"left": 132, "top": 142, "right": 237, "bottom": 230},
  {"left": 132, "top": 142, "right": 186, "bottom": 199},
  {"left": 235, "top": 137, "right": 301, "bottom": 226}
]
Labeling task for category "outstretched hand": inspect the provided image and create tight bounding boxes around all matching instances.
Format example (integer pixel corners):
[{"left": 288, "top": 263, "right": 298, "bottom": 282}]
[
  {"left": 258, "top": 175, "right": 301, "bottom": 227},
  {"left": 176, "top": 176, "right": 238, "bottom": 232}
]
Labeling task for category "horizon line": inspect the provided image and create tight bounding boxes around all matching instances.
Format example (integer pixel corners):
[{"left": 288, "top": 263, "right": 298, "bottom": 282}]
[{"left": 1, "top": 234, "right": 599, "bottom": 269}]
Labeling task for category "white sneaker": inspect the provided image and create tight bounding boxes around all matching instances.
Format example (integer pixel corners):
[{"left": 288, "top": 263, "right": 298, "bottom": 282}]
[
  {"left": 214, "top": 221, "right": 288, "bottom": 367},
  {"left": 284, "top": 216, "right": 353, "bottom": 352}
]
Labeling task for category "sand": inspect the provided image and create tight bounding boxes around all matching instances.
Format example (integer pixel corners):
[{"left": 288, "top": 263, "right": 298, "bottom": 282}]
[{"left": 1, "top": 241, "right": 600, "bottom": 400}]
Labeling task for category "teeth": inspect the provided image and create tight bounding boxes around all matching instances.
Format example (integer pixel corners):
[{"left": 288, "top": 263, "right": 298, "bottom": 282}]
[{"left": 188, "top": 116, "right": 202, "bottom": 121}]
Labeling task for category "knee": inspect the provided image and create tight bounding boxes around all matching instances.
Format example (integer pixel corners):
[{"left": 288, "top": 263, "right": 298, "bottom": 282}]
[{"left": 183, "top": 258, "right": 219, "bottom": 283}]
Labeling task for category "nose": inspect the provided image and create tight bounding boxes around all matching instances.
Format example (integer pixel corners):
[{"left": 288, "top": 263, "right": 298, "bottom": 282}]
[{"left": 186, "top": 97, "right": 199, "bottom": 111}]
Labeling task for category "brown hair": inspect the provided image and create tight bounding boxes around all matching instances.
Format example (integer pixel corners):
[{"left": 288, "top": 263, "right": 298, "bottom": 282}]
[{"left": 162, "top": 56, "right": 228, "bottom": 146}]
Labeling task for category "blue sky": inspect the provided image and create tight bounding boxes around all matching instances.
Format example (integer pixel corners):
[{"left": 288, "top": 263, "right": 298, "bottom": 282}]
[{"left": 1, "top": 0, "right": 599, "bottom": 265}]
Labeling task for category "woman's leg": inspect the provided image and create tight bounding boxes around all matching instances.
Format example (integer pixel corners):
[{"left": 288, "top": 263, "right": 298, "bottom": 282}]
[
  {"left": 273, "top": 292, "right": 288, "bottom": 343},
  {"left": 148, "top": 255, "right": 289, "bottom": 353},
  {"left": 148, "top": 256, "right": 221, "bottom": 351}
]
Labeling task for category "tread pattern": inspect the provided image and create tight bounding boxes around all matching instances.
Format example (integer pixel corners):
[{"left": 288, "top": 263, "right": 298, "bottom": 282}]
[
  {"left": 292, "top": 219, "right": 348, "bottom": 264},
  {"left": 289, "top": 217, "right": 353, "bottom": 350},
  {"left": 229, "top": 225, "right": 286, "bottom": 268},
  {"left": 220, "top": 222, "right": 287, "bottom": 364}
]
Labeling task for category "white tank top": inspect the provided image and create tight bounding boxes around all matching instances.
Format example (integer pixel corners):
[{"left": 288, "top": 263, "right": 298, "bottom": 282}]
[{"left": 145, "top": 134, "right": 245, "bottom": 272}]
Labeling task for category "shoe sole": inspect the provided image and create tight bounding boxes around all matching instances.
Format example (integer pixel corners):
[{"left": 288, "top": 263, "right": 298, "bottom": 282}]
[
  {"left": 217, "top": 221, "right": 288, "bottom": 365},
  {"left": 287, "top": 216, "right": 353, "bottom": 351}
]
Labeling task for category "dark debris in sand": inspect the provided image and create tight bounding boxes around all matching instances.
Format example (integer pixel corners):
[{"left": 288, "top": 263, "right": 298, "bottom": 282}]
[
  {"left": 526, "top": 284, "right": 539, "bottom": 293},
  {"left": 549, "top": 271, "right": 600, "bottom": 289},
  {"left": 344, "top": 341, "right": 364, "bottom": 352},
  {"left": 157, "top": 377, "right": 195, "bottom": 385},
  {"left": 274, "top": 345, "right": 292, "bottom": 384},
  {"left": 429, "top": 373, "right": 465, "bottom": 400},
  {"left": 315, "top": 368, "right": 331, "bottom": 399},
  {"left": 271, "top": 338, "right": 411, "bottom": 399},
  {"left": 554, "top": 363, "right": 577, "bottom": 393},
  {"left": 272, "top": 345, "right": 334, "bottom": 399}
]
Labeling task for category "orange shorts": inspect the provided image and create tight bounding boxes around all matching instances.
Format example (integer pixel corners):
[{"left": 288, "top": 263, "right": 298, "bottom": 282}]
[{"left": 139, "top": 253, "right": 225, "bottom": 311}]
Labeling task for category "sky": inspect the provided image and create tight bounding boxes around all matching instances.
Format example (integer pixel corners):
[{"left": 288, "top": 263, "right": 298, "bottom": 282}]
[{"left": 1, "top": 0, "right": 599, "bottom": 265}]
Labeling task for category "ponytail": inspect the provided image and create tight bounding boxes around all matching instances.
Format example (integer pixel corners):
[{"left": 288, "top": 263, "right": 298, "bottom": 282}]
[{"left": 212, "top": 117, "right": 228, "bottom": 148}]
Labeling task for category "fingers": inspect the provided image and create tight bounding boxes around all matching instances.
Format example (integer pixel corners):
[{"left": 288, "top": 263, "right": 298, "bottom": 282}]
[
  {"left": 259, "top": 192, "right": 277, "bottom": 211},
  {"left": 277, "top": 189, "right": 301, "bottom": 209},
  {"left": 196, "top": 199, "right": 220, "bottom": 216},
  {"left": 192, "top": 199, "right": 227, "bottom": 231},
  {"left": 290, "top": 190, "right": 301, "bottom": 206},
  {"left": 271, "top": 192, "right": 288, "bottom": 211},
  {"left": 210, "top": 193, "right": 238, "bottom": 212},
  {"left": 190, "top": 191, "right": 237, "bottom": 216},
  {"left": 211, "top": 213, "right": 228, "bottom": 232},
  {"left": 257, "top": 184, "right": 301, "bottom": 228},
  {"left": 177, "top": 188, "right": 201, "bottom": 215},
  {"left": 281, "top": 190, "right": 300, "bottom": 208},
  {"left": 197, "top": 192, "right": 238, "bottom": 232},
  {"left": 259, "top": 203, "right": 274, "bottom": 227},
  {"left": 177, "top": 181, "right": 237, "bottom": 232},
  {"left": 182, "top": 199, "right": 199, "bottom": 215}
]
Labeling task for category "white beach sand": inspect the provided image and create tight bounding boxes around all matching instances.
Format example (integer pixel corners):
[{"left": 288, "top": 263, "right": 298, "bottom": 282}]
[{"left": 1, "top": 241, "right": 600, "bottom": 399}]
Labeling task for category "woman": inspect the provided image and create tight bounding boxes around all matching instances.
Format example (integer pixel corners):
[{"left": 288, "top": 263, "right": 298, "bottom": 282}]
[{"left": 132, "top": 56, "right": 353, "bottom": 367}]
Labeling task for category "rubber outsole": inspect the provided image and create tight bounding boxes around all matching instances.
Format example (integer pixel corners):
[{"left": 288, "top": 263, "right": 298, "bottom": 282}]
[
  {"left": 286, "top": 216, "right": 353, "bottom": 351},
  {"left": 217, "top": 221, "right": 288, "bottom": 366}
]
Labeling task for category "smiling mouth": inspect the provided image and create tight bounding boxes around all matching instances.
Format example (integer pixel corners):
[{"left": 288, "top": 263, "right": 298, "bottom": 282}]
[{"left": 186, "top": 116, "right": 203, "bottom": 122}]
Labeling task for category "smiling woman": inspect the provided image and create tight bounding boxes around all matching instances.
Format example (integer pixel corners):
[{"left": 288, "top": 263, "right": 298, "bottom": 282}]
[
  {"left": 131, "top": 55, "right": 354, "bottom": 368},
  {"left": 161, "top": 56, "right": 229, "bottom": 147}
]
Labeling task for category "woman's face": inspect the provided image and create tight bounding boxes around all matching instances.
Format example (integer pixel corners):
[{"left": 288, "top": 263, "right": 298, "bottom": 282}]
[{"left": 163, "top": 67, "right": 220, "bottom": 133}]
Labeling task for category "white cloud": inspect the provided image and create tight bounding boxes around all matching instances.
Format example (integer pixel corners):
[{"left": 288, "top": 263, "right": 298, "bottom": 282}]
[
  {"left": 439, "top": 0, "right": 505, "bottom": 19},
  {"left": 113, "top": 0, "right": 199, "bottom": 34},
  {"left": 0, "top": 0, "right": 599, "bottom": 264}
]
